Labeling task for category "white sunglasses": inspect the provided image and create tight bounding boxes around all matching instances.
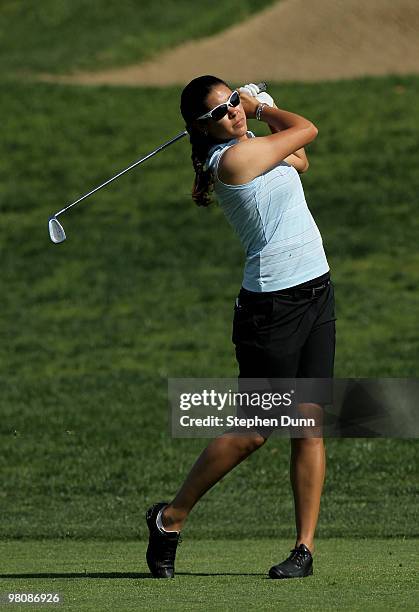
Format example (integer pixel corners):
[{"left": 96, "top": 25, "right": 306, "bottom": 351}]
[{"left": 197, "top": 90, "right": 241, "bottom": 121}]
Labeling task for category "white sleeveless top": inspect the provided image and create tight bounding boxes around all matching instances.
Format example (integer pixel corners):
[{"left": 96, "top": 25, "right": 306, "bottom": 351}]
[{"left": 206, "top": 131, "right": 330, "bottom": 292}]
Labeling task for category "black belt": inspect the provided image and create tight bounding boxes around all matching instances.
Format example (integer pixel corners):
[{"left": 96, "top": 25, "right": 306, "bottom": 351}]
[
  {"left": 280, "top": 279, "right": 330, "bottom": 298},
  {"left": 239, "top": 277, "right": 331, "bottom": 304}
]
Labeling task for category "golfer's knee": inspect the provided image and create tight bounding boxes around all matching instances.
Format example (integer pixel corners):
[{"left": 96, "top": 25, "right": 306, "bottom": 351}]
[
  {"left": 291, "top": 436, "right": 324, "bottom": 449},
  {"left": 237, "top": 432, "right": 267, "bottom": 454}
]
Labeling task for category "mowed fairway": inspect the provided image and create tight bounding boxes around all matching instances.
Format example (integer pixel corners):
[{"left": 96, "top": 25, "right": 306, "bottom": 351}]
[
  {"left": 1, "top": 78, "right": 418, "bottom": 540},
  {"left": 0, "top": 73, "right": 418, "bottom": 612},
  {"left": 0, "top": 539, "right": 417, "bottom": 611}
]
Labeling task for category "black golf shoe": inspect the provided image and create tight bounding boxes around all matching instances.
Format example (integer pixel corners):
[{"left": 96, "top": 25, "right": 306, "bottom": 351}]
[
  {"left": 146, "top": 502, "right": 181, "bottom": 578},
  {"left": 268, "top": 543, "right": 313, "bottom": 579}
]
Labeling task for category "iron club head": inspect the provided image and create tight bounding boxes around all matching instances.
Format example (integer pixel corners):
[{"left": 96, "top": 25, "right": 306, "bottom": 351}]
[{"left": 49, "top": 216, "right": 66, "bottom": 243}]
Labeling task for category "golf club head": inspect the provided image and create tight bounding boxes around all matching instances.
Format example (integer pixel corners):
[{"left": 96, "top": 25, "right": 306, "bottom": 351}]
[{"left": 49, "top": 216, "right": 66, "bottom": 243}]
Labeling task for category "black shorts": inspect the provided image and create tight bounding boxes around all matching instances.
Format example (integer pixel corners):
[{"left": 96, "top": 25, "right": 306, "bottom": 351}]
[
  {"left": 232, "top": 271, "right": 336, "bottom": 379},
  {"left": 231, "top": 272, "right": 336, "bottom": 434}
]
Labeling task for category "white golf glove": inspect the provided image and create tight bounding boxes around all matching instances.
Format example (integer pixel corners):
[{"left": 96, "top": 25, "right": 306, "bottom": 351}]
[{"left": 239, "top": 83, "right": 275, "bottom": 107}]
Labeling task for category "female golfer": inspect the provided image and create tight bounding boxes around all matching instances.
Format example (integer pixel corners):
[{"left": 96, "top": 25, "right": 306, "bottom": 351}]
[{"left": 146, "top": 75, "right": 336, "bottom": 579}]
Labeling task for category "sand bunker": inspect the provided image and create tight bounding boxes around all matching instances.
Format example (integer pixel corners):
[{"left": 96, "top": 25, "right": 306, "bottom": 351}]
[{"left": 39, "top": 0, "right": 419, "bottom": 86}]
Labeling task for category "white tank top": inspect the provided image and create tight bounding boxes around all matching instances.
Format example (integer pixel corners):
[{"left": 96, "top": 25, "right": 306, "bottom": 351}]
[{"left": 206, "top": 131, "right": 329, "bottom": 292}]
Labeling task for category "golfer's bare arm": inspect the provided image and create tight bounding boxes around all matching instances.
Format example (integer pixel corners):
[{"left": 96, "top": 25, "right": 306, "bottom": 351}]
[
  {"left": 218, "top": 105, "right": 317, "bottom": 185},
  {"left": 267, "top": 124, "right": 309, "bottom": 173},
  {"left": 265, "top": 102, "right": 309, "bottom": 173}
]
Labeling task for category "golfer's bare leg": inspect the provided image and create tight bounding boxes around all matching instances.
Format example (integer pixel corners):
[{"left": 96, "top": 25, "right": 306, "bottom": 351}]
[
  {"left": 290, "top": 404, "right": 325, "bottom": 553},
  {"left": 161, "top": 432, "right": 266, "bottom": 531}
]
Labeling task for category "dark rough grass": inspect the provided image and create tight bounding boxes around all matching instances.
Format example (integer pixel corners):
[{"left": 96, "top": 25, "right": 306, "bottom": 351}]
[
  {"left": 0, "top": 0, "right": 275, "bottom": 77},
  {"left": 0, "top": 76, "right": 418, "bottom": 539},
  {"left": 0, "top": 539, "right": 416, "bottom": 611}
]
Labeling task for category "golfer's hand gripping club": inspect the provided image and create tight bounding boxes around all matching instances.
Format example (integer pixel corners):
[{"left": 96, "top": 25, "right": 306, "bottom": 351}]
[{"left": 239, "top": 82, "right": 274, "bottom": 108}]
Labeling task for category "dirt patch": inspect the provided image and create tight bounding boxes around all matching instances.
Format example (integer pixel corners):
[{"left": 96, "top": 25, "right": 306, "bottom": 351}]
[{"left": 39, "top": 0, "right": 419, "bottom": 86}]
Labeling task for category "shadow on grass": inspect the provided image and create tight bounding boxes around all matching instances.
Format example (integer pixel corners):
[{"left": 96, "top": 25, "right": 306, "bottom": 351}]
[
  {"left": 178, "top": 572, "right": 264, "bottom": 577},
  {"left": 0, "top": 571, "right": 264, "bottom": 579}
]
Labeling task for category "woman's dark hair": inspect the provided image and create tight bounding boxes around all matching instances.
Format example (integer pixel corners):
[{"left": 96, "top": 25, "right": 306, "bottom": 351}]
[{"left": 180, "top": 75, "right": 229, "bottom": 207}]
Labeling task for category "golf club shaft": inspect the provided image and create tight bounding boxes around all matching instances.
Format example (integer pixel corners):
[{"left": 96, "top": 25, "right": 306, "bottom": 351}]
[{"left": 54, "top": 130, "right": 188, "bottom": 218}]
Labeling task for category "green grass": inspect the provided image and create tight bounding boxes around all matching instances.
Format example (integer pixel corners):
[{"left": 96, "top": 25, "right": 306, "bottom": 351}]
[
  {"left": 0, "top": 0, "right": 275, "bottom": 77},
  {"left": 0, "top": 539, "right": 417, "bottom": 611},
  {"left": 0, "top": 76, "right": 418, "bottom": 540}
]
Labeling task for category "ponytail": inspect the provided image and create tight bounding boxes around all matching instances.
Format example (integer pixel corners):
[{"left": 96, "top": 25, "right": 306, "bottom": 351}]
[
  {"left": 180, "top": 75, "right": 230, "bottom": 207},
  {"left": 189, "top": 127, "right": 214, "bottom": 207}
]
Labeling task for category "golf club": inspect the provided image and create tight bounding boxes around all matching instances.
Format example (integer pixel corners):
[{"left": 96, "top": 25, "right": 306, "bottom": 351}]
[
  {"left": 48, "top": 130, "right": 188, "bottom": 244},
  {"left": 48, "top": 82, "right": 268, "bottom": 244}
]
